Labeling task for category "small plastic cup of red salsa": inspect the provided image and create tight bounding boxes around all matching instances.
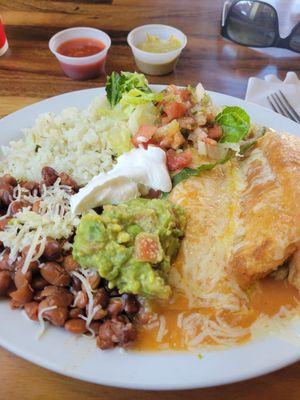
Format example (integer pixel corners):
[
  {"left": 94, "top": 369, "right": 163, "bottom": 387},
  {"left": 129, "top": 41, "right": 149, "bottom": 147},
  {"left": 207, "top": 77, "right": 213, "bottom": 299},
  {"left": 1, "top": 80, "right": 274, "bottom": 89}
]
[{"left": 49, "top": 27, "right": 111, "bottom": 80}]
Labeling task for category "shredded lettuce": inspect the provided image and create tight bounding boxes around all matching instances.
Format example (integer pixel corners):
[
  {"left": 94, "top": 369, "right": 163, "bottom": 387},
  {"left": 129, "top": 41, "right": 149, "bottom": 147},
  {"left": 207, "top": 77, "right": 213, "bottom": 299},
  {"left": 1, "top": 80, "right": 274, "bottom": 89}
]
[
  {"left": 215, "top": 106, "right": 250, "bottom": 143},
  {"left": 106, "top": 71, "right": 157, "bottom": 107},
  {"left": 103, "top": 72, "right": 160, "bottom": 154},
  {"left": 120, "top": 88, "right": 163, "bottom": 106},
  {"left": 128, "top": 103, "right": 158, "bottom": 134},
  {"left": 91, "top": 97, "right": 158, "bottom": 156}
]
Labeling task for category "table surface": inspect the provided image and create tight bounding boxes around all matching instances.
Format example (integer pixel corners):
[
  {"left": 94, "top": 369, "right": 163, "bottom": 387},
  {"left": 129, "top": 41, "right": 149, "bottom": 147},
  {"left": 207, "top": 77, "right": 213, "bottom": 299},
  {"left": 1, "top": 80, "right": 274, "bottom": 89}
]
[{"left": 0, "top": 0, "right": 300, "bottom": 398}]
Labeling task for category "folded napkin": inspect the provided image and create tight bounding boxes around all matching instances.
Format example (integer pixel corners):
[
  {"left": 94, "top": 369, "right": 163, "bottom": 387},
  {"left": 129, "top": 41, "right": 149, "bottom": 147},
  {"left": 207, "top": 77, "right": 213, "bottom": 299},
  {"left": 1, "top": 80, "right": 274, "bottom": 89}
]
[{"left": 245, "top": 71, "right": 300, "bottom": 113}]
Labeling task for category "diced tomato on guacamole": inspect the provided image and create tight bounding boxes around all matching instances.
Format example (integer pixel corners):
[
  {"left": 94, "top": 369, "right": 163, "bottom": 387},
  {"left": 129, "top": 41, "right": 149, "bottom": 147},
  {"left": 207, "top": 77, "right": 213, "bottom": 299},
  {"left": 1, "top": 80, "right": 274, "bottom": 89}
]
[{"left": 134, "top": 232, "right": 163, "bottom": 263}]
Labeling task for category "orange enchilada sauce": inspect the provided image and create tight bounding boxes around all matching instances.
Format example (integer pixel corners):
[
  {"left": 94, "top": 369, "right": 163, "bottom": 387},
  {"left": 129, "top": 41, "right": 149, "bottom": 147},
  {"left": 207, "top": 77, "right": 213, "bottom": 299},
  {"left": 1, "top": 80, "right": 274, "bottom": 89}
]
[{"left": 134, "top": 278, "right": 300, "bottom": 351}]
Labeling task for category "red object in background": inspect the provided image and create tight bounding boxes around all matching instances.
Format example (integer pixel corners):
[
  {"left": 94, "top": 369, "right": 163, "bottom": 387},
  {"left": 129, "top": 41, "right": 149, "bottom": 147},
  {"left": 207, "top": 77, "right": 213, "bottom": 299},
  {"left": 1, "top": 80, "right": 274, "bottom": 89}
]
[
  {"left": 57, "top": 38, "right": 105, "bottom": 58},
  {"left": 0, "top": 18, "right": 8, "bottom": 56}
]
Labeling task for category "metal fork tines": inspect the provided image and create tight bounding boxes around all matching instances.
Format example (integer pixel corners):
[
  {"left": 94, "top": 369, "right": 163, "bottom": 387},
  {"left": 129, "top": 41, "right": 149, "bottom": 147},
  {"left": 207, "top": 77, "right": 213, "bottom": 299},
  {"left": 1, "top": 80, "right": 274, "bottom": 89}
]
[{"left": 267, "top": 90, "right": 300, "bottom": 123}]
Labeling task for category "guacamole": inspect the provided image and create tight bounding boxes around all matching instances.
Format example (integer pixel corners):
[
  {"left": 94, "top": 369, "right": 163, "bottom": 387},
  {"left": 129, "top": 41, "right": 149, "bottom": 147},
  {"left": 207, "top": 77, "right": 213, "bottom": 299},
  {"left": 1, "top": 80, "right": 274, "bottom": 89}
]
[
  {"left": 72, "top": 198, "right": 185, "bottom": 299},
  {"left": 137, "top": 34, "right": 182, "bottom": 53}
]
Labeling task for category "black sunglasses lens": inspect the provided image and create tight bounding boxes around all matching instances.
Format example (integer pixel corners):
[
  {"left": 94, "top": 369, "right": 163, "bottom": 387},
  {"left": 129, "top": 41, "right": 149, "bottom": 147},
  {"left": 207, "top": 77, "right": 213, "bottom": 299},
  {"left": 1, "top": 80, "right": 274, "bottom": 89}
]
[
  {"left": 226, "top": 1, "right": 277, "bottom": 46},
  {"left": 290, "top": 25, "right": 300, "bottom": 52}
]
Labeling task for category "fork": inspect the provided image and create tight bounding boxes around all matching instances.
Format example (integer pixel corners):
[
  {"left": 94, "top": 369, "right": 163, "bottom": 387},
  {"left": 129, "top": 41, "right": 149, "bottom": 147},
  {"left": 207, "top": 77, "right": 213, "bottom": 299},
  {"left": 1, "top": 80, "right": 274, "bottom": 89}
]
[{"left": 267, "top": 91, "right": 300, "bottom": 123}]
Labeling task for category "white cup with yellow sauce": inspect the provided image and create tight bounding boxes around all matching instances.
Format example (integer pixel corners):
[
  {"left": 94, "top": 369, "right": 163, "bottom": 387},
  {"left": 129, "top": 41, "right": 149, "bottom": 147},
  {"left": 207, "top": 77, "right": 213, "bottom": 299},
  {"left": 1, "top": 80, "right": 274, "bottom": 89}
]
[{"left": 127, "top": 24, "right": 187, "bottom": 76}]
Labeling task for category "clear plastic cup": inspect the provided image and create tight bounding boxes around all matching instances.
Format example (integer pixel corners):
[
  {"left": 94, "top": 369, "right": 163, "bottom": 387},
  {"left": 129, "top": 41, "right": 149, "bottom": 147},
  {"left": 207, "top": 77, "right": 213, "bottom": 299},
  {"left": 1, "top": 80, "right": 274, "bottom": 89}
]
[
  {"left": 49, "top": 27, "right": 111, "bottom": 80},
  {"left": 127, "top": 24, "right": 187, "bottom": 76}
]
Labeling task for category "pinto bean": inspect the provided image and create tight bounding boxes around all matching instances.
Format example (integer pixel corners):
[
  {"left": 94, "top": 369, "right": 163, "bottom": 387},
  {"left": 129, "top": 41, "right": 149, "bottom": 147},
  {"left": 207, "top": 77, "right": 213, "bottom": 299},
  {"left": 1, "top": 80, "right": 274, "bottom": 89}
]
[
  {"left": 24, "top": 301, "right": 39, "bottom": 321},
  {"left": 69, "top": 307, "right": 82, "bottom": 319},
  {"left": 107, "top": 297, "right": 123, "bottom": 316},
  {"left": 83, "top": 288, "right": 108, "bottom": 320},
  {"left": 0, "top": 270, "right": 12, "bottom": 295},
  {"left": 9, "top": 284, "right": 33, "bottom": 305},
  {"left": 94, "top": 288, "right": 109, "bottom": 309},
  {"left": 64, "top": 319, "right": 87, "bottom": 334},
  {"left": 0, "top": 174, "right": 17, "bottom": 187},
  {"left": 40, "top": 286, "right": 73, "bottom": 307},
  {"left": 0, "top": 216, "right": 12, "bottom": 231},
  {"left": 59, "top": 172, "right": 78, "bottom": 192},
  {"left": 111, "top": 316, "right": 137, "bottom": 347},
  {"left": 97, "top": 320, "right": 114, "bottom": 349},
  {"left": 14, "top": 269, "right": 32, "bottom": 289},
  {"left": 15, "top": 254, "right": 39, "bottom": 273},
  {"left": 20, "top": 181, "right": 40, "bottom": 194},
  {"left": 90, "top": 321, "right": 101, "bottom": 336},
  {"left": 38, "top": 299, "right": 68, "bottom": 326},
  {"left": 97, "top": 317, "right": 137, "bottom": 349},
  {"left": 88, "top": 274, "right": 101, "bottom": 290},
  {"left": 21, "top": 246, "right": 40, "bottom": 270},
  {"left": 0, "top": 249, "right": 12, "bottom": 271},
  {"left": 122, "top": 294, "right": 140, "bottom": 314},
  {"left": 33, "top": 290, "right": 44, "bottom": 302},
  {"left": 10, "top": 299, "right": 23, "bottom": 309},
  {"left": 0, "top": 184, "right": 13, "bottom": 207},
  {"left": 42, "top": 166, "right": 59, "bottom": 187},
  {"left": 81, "top": 273, "right": 100, "bottom": 292},
  {"left": 92, "top": 308, "right": 107, "bottom": 321},
  {"left": 73, "top": 290, "right": 88, "bottom": 309},
  {"left": 10, "top": 200, "right": 31, "bottom": 216},
  {"left": 40, "top": 262, "right": 70, "bottom": 286},
  {"left": 20, "top": 246, "right": 40, "bottom": 271},
  {"left": 42, "top": 238, "right": 62, "bottom": 261},
  {"left": 62, "top": 255, "right": 79, "bottom": 273},
  {"left": 32, "top": 200, "right": 41, "bottom": 213},
  {"left": 31, "top": 275, "right": 48, "bottom": 290},
  {"left": 71, "top": 276, "right": 81, "bottom": 291}
]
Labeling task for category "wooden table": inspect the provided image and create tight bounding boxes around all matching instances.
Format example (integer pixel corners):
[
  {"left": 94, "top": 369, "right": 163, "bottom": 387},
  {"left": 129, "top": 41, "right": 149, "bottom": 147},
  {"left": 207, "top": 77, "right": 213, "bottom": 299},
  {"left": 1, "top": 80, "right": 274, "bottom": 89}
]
[{"left": 0, "top": 0, "right": 300, "bottom": 398}]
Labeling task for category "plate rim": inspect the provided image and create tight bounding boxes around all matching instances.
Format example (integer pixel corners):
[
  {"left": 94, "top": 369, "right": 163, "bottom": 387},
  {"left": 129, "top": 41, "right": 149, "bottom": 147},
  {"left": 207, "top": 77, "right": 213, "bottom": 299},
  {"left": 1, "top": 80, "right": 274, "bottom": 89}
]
[{"left": 0, "top": 85, "right": 299, "bottom": 390}]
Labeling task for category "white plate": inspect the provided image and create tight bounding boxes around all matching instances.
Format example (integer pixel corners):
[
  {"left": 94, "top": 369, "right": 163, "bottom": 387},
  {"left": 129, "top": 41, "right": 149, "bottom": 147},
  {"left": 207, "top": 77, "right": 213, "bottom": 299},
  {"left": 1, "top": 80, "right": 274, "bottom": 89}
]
[{"left": 0, "top": 86, "right": 299, "bottom": 390}]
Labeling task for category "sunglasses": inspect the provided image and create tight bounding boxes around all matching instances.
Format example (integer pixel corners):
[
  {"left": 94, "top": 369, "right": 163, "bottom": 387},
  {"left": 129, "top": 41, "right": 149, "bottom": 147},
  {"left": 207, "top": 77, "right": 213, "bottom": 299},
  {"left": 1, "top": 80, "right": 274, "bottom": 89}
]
[{"left": 221, "top": 0, "right": 300, "bottom": 53}]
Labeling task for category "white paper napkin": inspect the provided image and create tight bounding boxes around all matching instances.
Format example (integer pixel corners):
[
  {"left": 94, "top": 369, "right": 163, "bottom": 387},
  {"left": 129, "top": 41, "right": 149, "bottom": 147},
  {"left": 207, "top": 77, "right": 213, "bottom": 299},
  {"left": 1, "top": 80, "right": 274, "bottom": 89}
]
[{"left": 245, "top": 71, "right": 300, "bottom": 113}]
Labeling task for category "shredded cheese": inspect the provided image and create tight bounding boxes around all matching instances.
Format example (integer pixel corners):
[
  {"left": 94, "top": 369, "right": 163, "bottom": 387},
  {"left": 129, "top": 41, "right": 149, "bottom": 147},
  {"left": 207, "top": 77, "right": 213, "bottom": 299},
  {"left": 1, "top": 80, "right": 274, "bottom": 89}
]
[
  {"left": 21, "top": 226, "right": 44, "bottom": 274},
  {"left": 181, "top": 312, "right": 250, "bottom": 349},
  {"left": 0, "top": 181, "right": 80, "bottom": 271},
  {"left": 36, "top": 305, "right": 57, "bottom": 340},
  {"left": 156, "top": 315, "right": 168, "bottom": 343},
  {"left": 71, "top": 269, "right": 96, "bottom": 331}
]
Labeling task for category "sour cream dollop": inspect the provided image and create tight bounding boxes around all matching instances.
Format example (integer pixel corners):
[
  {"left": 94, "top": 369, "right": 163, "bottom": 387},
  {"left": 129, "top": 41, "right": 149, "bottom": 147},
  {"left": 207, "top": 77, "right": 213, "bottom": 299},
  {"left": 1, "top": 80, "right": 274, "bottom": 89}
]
[{"left": 70, "top": 146, "right": 172, "bottom": 215}]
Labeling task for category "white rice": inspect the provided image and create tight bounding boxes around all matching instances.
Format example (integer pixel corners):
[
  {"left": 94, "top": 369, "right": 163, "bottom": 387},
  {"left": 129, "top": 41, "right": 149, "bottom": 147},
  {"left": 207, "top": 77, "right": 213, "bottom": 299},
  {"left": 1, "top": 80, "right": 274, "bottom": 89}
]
[{"left": 0, "top": 97, "right": 116, "bottom": 186}]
